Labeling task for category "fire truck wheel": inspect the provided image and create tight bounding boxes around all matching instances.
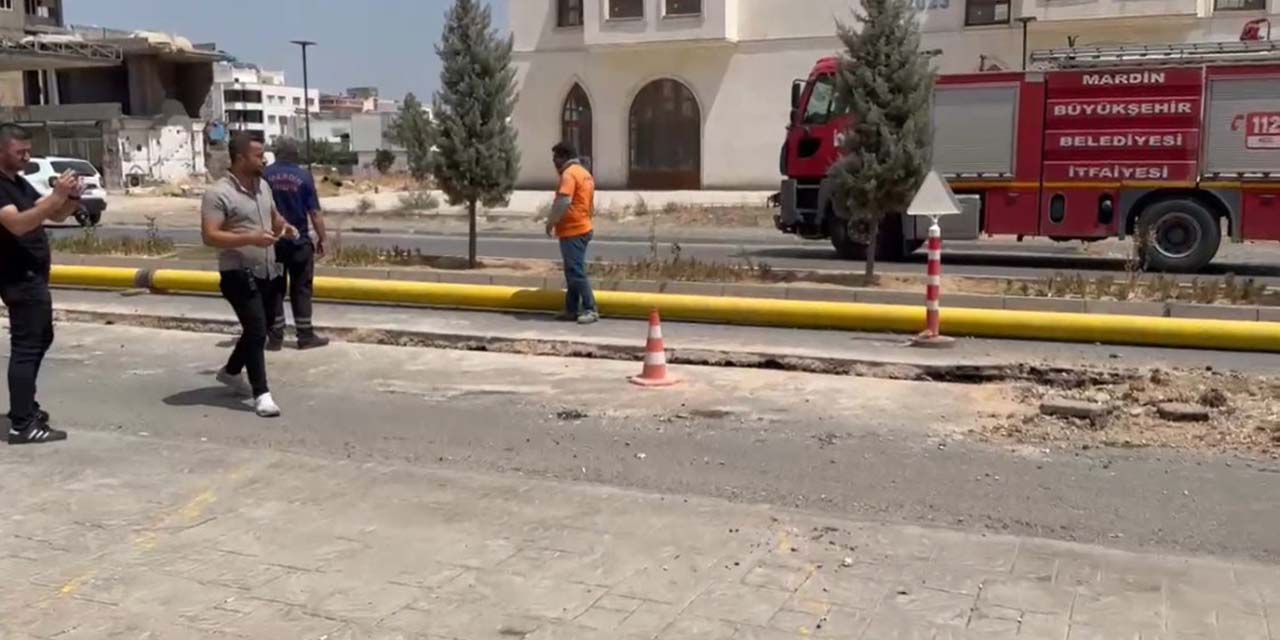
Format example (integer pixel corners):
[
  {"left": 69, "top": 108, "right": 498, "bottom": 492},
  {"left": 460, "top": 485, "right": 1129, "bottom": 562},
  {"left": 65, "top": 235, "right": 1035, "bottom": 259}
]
[
  {"left": 1137, "top": 199, "right": 1221, "bottom": 273},
  {"left": 829, "top": 216, "right": 909, "bottom": 261}
]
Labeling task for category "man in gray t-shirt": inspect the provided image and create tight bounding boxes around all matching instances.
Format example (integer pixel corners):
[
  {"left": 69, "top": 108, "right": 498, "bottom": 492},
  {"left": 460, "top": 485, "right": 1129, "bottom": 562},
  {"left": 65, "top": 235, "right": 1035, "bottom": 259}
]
[{"left": 201, "top": 133, "right": 298, "bottom": 418}]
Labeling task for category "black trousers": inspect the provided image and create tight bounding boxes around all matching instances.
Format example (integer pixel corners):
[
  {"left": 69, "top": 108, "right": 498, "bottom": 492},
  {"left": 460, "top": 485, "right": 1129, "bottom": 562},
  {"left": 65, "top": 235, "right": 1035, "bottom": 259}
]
[
  {"left": 2, "top": 274, "right": 53, "bottom": 425},
  {"left": 270, "top": 240, "right": 316, "bottom": 340},
  {"left": 219, "top": 270, "right": 280, "bottom": 398}
]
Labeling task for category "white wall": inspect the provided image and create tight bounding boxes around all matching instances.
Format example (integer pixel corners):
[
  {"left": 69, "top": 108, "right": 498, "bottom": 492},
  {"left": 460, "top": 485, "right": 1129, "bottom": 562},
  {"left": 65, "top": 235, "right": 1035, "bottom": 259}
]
[
  {"left": 511, "top": 0, "right": 1280, "bottom": 190},
  {"left": 118, "top": 121, "right": 206, "bottom": 184}
]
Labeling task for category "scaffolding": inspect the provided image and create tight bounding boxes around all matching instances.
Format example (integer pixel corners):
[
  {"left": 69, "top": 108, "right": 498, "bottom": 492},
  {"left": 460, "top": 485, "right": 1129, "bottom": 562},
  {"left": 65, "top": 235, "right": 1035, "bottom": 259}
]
[
  {"left": 1030, "top": 39, "right": 1280, "bottom": 69},
  {"left": 0, "top": 36, "right": 121, "bottom": 68}
]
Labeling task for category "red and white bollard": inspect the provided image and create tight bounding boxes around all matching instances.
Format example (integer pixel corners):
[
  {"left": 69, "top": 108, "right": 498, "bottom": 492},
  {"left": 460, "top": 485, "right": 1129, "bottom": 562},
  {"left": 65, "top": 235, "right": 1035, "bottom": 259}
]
[{"left": 912, "top": 218, "right": 955, "bottom": 349}]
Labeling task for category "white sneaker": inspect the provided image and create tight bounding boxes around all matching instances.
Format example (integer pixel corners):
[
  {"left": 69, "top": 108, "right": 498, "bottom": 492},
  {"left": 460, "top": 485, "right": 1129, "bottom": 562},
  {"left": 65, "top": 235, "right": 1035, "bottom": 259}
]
[
  {"left": 216, "top": 369, "right": 250, "bottom": 397},
  {"left": 254, "top": 393, "right": 281, "bottom": 418}
]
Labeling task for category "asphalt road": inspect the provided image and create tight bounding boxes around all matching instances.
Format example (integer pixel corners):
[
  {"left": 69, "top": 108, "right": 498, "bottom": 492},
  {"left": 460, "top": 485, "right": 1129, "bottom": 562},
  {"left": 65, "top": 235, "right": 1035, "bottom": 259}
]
[
  {"left": 65, "top": 224, "right": 1280, "bottom": 283},
  {"left": 22, "top": 321, "right": 1280, "bottom": 563}
]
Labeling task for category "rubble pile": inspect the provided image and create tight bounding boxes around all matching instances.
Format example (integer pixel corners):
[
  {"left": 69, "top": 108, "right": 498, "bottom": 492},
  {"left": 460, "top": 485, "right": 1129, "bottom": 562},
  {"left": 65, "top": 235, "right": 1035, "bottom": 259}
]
[{"left": 984, "top": 368, "right": 1280, "bottom": 456}]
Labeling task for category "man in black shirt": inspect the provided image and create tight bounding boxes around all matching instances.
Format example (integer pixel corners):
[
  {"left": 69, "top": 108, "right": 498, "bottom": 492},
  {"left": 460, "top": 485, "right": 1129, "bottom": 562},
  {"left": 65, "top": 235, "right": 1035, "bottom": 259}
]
[{"left": 0, "top": 123, "right": 82, "bottom": 444}]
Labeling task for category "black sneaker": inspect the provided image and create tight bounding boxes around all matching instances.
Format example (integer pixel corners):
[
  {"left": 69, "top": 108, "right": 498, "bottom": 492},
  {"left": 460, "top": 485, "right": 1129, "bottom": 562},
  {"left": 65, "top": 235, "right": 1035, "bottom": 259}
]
[
  {"left": 266, "top": 337, "right": 284, "bottom": 352},
  {"left": 8, "top": 419, "right": 67, "bottom": 445},
  {"left": 8, "top": 407, "right": 49, "bottom": 425},
  {"left": 297, "top": 334, "right": 330, "bottom": 350}
]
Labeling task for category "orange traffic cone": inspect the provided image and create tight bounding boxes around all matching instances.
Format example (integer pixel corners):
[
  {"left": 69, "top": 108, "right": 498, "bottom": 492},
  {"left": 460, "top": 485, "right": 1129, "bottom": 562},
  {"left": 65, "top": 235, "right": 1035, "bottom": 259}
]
[{"left": 630, "top": 309, "right": 679, "bottom": 387}]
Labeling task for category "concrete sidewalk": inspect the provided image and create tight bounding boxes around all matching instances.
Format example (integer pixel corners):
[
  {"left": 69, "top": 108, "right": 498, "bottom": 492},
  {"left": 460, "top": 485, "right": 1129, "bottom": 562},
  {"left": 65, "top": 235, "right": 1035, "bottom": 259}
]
[
  {"left": 3, "top": 431, "right": 1277, "bottom": 640},
  {"left": 45, "top": 288, "right": 1280, "bottom": 376}
]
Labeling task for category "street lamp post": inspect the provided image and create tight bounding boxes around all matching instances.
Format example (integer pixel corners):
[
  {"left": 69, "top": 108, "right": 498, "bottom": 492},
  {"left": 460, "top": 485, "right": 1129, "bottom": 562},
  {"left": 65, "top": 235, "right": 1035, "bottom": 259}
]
[
  {"left": 1016, "top": 17, "right": 1037, "bottom": 70},
  {"left": 290, "top": 40, "right": 316, "bottom": 171}
]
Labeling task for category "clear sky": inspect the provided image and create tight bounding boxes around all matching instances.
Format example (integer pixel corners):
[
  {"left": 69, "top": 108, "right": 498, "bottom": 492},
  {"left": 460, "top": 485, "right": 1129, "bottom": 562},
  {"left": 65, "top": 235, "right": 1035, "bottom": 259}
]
[{"left": 63, "top": 0, "right": 508, "bottom": 101}]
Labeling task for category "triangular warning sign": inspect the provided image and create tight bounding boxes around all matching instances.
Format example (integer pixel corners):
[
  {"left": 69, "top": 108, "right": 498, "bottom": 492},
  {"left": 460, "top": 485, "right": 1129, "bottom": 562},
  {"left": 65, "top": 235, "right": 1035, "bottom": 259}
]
[{"left": 908, "top": 171, "right": 963, "bottom": 217}]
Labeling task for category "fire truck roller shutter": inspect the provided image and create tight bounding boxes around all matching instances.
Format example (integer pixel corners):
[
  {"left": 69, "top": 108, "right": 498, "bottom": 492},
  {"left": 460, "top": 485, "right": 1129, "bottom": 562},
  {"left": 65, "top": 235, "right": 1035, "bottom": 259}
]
[
  {"left": 932, "top": 85, "right": 1018, "bottom": 177},
  {"left": 1205, "top": 77, "right": 1280, "bottom": 175}
]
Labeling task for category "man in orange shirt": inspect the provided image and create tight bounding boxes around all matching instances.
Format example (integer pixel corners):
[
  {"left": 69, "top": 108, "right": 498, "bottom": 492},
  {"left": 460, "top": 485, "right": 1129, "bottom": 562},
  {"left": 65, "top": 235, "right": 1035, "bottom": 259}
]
[{"left": 545, "top": 142, "right": 598, "bottom": 324}]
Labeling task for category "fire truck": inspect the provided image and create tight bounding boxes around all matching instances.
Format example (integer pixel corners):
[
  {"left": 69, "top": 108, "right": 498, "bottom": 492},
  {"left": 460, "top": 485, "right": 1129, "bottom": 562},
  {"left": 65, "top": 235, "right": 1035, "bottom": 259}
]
[{"left": 773, "top": 26, "right": 1280, "bottom": 272}]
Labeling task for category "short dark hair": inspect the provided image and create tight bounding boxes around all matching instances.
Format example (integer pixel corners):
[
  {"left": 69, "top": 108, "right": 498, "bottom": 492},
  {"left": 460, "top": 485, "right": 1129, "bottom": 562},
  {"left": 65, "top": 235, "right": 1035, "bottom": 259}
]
[
  {"left": 551, "top": 142, "right": 577, "bottom": 160},
  {"left": 274, "top": 138, "right": 301, "bottom": 164},
  {"left": 228, "top": 132, "right": 259, "bottom": 164},
  {"left": 0, "top": 123, "right": 32, "bottom": 147}
]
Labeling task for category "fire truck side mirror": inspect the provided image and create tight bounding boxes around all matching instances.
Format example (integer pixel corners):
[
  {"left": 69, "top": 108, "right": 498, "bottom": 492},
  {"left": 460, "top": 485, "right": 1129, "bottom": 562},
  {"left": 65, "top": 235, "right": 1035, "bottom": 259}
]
[{"left": 791, "top": 80, "right": 805, "bottom": 110}]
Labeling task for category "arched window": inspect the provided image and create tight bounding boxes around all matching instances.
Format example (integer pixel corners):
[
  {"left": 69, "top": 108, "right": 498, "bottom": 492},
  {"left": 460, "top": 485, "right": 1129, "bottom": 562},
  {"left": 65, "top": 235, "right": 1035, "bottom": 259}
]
[
  {"left": 629, "top": 79, "right": 701, "bottom": 189},
  {"left": 561, "top": 84, "right": 593, "bottom": 168}
]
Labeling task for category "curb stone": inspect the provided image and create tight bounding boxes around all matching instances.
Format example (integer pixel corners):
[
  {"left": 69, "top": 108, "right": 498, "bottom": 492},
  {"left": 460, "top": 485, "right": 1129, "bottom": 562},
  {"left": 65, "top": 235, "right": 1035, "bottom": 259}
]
[
  {"left": 33, "top": 304, "right": 1133, "bottom": 386},
  {"left": 54, "top": 254, "right": 1280, "bottom": 324}
]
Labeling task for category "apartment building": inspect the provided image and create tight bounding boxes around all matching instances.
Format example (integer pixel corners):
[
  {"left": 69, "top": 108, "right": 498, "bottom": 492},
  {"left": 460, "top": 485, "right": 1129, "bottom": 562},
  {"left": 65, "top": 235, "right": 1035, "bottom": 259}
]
[
  {"left": 207, "top": 61, "right": 320, "bottom": 145},
  {"left": 511, "top": 0, "right": 1280, "bottom": 190}
]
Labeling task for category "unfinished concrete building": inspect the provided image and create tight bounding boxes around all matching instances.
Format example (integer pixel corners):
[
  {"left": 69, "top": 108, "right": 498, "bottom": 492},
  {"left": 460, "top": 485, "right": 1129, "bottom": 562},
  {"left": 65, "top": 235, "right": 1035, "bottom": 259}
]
[{"left": 0, "top": 4, "right": 223, "bottom": 188}]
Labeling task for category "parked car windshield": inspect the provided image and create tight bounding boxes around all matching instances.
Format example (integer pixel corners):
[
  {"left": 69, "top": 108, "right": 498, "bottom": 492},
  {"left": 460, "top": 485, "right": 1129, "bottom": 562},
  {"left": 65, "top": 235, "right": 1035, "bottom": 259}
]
[{"left": 50, "top": 160, "right": 98, "bottom": 176}]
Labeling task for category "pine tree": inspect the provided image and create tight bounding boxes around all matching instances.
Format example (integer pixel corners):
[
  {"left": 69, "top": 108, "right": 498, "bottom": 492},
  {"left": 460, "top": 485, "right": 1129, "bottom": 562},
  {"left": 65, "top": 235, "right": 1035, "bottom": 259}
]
[
  {"left": 830, "top": 0, "right": 936, "bottom": 279},
  {"left": 432, "top": 0, "right": 520, "bottom": 269},
  {"left": 387, "top": 93, "right": 436, "bottom": 183}
]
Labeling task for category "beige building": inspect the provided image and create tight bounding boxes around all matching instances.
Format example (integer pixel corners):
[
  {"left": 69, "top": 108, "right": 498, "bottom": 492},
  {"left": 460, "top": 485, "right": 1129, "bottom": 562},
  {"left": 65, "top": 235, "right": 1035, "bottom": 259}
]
[{"left": 510, "top": 0, "right": 1280, "bottom": 190}]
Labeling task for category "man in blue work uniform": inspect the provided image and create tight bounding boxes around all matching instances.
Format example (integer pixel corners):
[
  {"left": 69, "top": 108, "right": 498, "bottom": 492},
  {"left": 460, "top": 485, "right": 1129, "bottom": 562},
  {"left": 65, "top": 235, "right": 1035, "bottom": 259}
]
[{"left": 264, "top": 139, "right": 329, "bottom": 350}]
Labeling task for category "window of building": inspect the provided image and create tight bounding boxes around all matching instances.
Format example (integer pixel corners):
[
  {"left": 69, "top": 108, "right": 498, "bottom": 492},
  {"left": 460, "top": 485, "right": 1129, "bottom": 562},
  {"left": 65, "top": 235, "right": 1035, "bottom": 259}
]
[
  {"left": 268, "top": 115, "right": 277, "bottom": 123},
  {"left": 965, "top": 0, "right": 1010, "bottom": 26},
  {"left": 0, "top": 1, "right": 14, "bottom": 11},
  {"left": 561, "top": 84, "right": 593, "bottom": 166},
  {"left": 293, "top": 97, "right": 301, "bottom": 106},
  {"left": 665, "top": 0, "right": 701, "bottom": 16},
  {"left": 25, "top": 0, "right": 53, "bottom": 18},
  {"left": 629, "top": 78, "right": 701, "bottom": 189},
  {"left": 227, "top": 110, "right": 264, "bottom": 124},
  {"left": 557, "top": 0, "right": 582, "bottom": 26},
  {"left": 608, "top": 0, "right": 643, "bottom": 19},
  {"left": 1215, "top": 0, "right": 1266, "bottom": 9}
]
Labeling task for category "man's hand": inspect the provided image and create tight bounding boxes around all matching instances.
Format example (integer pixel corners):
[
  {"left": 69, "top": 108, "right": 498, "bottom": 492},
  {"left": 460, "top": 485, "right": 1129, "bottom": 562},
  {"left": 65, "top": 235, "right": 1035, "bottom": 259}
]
[
  {"left": 248, "top": 229, "right": 277, "bottom": 248},
  {"left": 315, "top": 239, "right": 326, "bottom": 258},
  {"left": 51, "top": 171, "right": 79, "bottom": 198},
  {"left": 545, "top": 222, "right": 555, "bottom": 238},
  {"left": 282, "top": 224, "right": 300, "bottom": 241}
]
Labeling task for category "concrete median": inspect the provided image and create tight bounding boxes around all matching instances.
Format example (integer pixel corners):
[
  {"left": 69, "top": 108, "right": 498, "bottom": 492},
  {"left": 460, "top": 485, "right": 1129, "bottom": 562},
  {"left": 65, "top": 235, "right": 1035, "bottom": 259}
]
[{"left": 48, "top": 265, "right": 1280, "bottom": 353}]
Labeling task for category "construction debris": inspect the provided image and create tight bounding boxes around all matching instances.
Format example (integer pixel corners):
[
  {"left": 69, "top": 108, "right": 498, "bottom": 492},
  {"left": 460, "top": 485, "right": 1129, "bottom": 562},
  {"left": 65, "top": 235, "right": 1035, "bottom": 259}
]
[{"left": 1157, "top": 403, "right": 1211, "bottom": 423}]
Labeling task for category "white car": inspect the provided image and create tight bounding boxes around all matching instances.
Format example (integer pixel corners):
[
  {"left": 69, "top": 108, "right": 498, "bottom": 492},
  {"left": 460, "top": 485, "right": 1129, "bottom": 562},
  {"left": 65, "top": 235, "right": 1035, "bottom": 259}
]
[{"left": 22, "top": 156, "right": 108, "bottom": 226}]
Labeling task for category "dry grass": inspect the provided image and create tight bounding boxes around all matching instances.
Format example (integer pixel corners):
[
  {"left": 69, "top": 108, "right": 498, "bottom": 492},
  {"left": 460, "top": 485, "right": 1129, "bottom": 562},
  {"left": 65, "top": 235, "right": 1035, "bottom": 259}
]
[
  {"left": 999, "top": 229, "right": 1276, "bottom": 305},
  {"left": 1002, "top": 272, "right": 1274, "bottom": 306},
  {"left": 328, "top": 245, "right": 482, "bottom": 270},
  {"left": 51, "top": 217, "right": 175, "bottom": 257},
  {"left": 534, "top": 196, "right": 775, "bottom": 229},
  {"left": 397, "top": 191, "right": 441, "bottom": 213}
]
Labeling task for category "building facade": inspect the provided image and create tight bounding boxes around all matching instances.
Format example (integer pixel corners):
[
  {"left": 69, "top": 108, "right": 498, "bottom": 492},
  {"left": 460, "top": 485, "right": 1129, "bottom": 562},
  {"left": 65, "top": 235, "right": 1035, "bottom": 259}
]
[
  {"left": 511, "top": 0, "right": 1280, "bottom": 190},
  {"left": 0, "top": 7, "right": 221, "bottom": 189},
  {"left": 207, "top": 62, "right": 320, "bottom": 146}
]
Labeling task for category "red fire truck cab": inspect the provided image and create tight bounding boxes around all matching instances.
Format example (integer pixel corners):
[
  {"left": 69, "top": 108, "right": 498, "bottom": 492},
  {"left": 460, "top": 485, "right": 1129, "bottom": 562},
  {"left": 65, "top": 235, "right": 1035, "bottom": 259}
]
[{"left": 774, "top": 37, "right": 1280, "bottom": 272}]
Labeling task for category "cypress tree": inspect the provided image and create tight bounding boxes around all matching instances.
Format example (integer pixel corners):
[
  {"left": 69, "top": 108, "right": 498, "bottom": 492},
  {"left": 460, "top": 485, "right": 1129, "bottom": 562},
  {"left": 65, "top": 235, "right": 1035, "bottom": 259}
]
[
  {"left": 830, "top": 0, "right": 936, "bottom": 279},
  {"left": 432, "top": 0, "right": 520, "bottom": 269},
  {"left": 387, "top": 93, "right": 436, "bottom": 183}
]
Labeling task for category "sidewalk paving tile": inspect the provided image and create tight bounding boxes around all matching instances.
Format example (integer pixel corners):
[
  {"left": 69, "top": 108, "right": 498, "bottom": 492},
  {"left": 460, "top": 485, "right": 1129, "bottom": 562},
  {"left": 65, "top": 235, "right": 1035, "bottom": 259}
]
[
  {"left": 615, "top": 600, "right": 685, "bottom": 636},
  {"left": 685, "top": 581, "right": 793, "bottom": 626},
  {"left": 3, "top": 433, "right": 1279, "bottom": 639},
  {"left": 978, "top": 577, "right": 1077, "bottom": 614},
  {"left": 658, "top": 614, "right": 740, "bottom": 639}
]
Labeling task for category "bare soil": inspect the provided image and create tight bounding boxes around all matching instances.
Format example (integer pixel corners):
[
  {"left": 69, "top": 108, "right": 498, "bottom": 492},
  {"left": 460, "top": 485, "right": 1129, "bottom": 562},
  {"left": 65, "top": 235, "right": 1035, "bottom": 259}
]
[{"left": 979, "top": 368, "right": 1280, "bottom": 457}]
